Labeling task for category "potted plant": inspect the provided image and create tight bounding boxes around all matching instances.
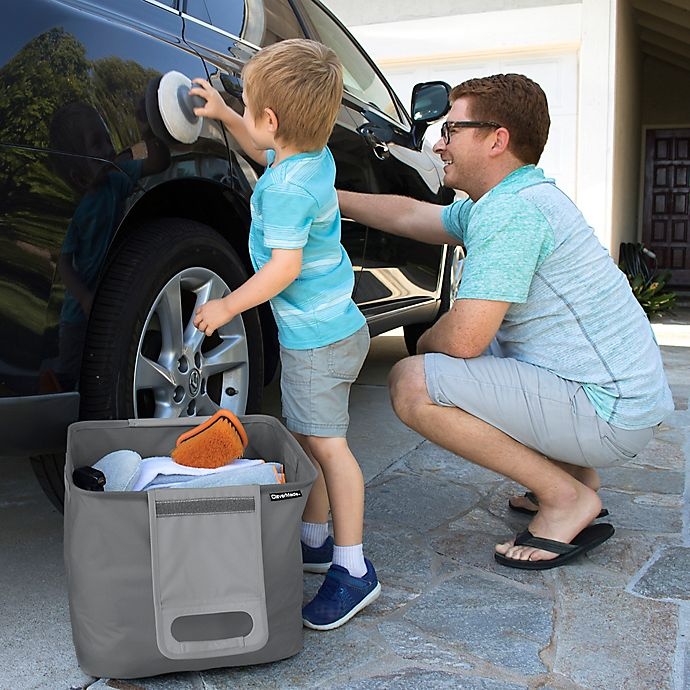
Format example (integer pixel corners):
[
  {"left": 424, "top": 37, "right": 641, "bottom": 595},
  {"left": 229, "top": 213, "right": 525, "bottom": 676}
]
[{"left": 618, "top": 243, "right": 676, "bottom": 319}]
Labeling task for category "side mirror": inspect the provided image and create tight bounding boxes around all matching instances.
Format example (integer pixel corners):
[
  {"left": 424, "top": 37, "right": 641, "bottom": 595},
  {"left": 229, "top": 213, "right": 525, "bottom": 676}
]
[{"left": 411, "top": 81, "right": 451, "bottom": 123}]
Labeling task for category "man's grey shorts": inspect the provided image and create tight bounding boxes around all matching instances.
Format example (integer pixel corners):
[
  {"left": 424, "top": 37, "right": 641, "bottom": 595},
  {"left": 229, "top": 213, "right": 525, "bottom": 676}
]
[
  {"left": 424, "top": 353, "right": 654, "bottom": 468},
  {"left": 280, "top": 325, "right": 370, "bottom": 438}
]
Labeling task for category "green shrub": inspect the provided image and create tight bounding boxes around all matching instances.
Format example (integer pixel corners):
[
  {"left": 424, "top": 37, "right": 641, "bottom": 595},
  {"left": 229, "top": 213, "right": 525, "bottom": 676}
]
[{"left": 618, "top": 242, "right": 676, "bottom": 319}]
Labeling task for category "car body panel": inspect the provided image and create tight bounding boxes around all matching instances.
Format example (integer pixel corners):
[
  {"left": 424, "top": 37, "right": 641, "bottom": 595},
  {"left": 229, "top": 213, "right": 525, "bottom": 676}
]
[{"left": 0, "top": 0, "right": 452, "bottom": 459}]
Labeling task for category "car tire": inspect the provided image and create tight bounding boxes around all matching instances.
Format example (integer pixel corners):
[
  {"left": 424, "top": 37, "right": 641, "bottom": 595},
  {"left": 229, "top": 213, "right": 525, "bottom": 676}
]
[
  {"left": 32, "top": 218, "right": 264, "bottom": 510},
  {"left": 403, "top": 245, "right": 464, "bottom": 355}
]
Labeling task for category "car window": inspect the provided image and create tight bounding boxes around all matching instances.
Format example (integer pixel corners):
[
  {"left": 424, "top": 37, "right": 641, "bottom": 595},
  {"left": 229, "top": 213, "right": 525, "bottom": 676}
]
[
  {"left": 184, "top": 0, "right": 244, "bottom": 35},
  {"left": 185, "top": 0, "right": 303, "bottom": 44},
  {"left": 296, "top": 0, "right": 405, "bottom": 126},
  {"left": 260, "top": 0, "right": 304, "bottom": 44}
]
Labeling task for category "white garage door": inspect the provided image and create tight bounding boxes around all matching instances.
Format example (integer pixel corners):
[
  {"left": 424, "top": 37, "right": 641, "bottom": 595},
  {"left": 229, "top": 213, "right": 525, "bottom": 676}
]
[{"left": 381, "top": 52, "right": 578, "bottom": 201}]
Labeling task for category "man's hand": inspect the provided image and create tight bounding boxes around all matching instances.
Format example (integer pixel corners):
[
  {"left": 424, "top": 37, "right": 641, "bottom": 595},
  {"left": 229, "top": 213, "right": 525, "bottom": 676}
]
[{"left": 194, "top": 298, "right": 235, "bottom": 337}]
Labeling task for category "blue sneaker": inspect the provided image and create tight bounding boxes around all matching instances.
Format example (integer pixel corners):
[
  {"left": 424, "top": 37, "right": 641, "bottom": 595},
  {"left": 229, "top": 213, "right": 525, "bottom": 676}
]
[
  {"left": 301, "top": 536, "right": 333, "bottom": 573},
  {"left": 302, "top": 558, "right": 381, "bottom": 630}
]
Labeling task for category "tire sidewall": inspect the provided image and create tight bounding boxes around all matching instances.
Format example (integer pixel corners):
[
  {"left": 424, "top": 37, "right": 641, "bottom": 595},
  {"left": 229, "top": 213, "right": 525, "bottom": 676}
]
[{"left": 80, "top": 219, "right": 263, "bottom": 419}]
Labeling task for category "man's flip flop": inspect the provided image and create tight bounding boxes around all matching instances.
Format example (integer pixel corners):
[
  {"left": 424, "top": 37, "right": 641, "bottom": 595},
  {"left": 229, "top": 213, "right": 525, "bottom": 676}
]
[
  {"left": 508, "top": 491, "right": 609, "bottom": 519},
  {"left": 494, "top": 523, "right": 615, "bottom": 570}
]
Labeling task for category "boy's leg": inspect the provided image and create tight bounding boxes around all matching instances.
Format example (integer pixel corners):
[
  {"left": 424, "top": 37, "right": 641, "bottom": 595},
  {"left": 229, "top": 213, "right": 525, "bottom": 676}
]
[
  {"left": 306, "top": 436, "right": 364, "bottom": 547},
  {"left": 292, "top": 431, "right": 330, "bottom": 524},
  {"left": 282, "top": 327, "right": 380, "bottom": 628},
  {"left": 292, "top": 431, "right": 333, "bottom": 573},
  {"left": 301, "top": 435, "right": 380, "bottom": 631}
]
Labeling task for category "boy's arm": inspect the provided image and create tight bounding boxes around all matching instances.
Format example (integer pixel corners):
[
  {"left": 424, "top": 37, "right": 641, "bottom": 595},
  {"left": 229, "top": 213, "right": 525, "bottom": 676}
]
[
  {"left": 190, "top": 78, "right": 267, "bottom": 166},
  {"left": 193, "top": 248, "right": 302, "bottom": 336}
]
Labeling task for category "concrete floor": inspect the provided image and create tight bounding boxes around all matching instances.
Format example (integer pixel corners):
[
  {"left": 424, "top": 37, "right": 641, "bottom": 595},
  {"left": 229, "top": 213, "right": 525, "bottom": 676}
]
[{"left": 1, "top": 317, "right": 688, "bottom": 690}]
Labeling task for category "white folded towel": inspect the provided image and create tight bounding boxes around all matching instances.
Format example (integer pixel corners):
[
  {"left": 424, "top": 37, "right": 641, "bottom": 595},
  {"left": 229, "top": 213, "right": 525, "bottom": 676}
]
[
  {"left": 93, "top": 451, "right": 285, "bottom": 491},
  {"left": 130, "top": 456, "right": 265, "bottom": 491}
]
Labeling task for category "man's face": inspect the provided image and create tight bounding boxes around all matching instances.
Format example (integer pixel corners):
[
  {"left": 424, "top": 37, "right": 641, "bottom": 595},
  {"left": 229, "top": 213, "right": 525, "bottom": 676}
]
[{"left": 432, "top": 97, "right": 493, "bottom": 198}]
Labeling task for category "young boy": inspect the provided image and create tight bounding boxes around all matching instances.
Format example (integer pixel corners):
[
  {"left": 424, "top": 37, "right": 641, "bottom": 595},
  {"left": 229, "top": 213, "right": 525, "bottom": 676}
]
[{"left": 191, "top": 39, "right": 380, "bottom": 630}]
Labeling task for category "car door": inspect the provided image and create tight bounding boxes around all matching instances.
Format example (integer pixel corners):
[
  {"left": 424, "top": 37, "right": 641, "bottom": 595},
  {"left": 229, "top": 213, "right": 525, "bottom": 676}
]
[
  {"left": 179, "top": 0, "right": 368, "bottom": 293},
  {"left": 292, "top": 0, "right": 454, "bottom": 335},
  {"left": 0, "top": 0, "right": 202, "bottom": 401}
]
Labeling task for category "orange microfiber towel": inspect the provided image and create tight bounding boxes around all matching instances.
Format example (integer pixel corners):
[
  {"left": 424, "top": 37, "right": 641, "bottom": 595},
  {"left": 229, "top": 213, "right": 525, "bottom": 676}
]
[{"left": 170, "top": 409, "right": 248, "bottom": 469}]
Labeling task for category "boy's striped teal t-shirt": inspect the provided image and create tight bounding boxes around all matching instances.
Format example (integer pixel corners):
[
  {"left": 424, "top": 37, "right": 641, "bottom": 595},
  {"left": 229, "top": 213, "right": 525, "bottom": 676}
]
[{"left": 249, "top": 147, "right": 364, "bottom": 350}]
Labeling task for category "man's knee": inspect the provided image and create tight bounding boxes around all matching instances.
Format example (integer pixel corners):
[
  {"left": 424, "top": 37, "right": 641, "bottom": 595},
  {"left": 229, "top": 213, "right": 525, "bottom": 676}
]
[{"left": 388, "top": 356, "right": 428, "bottom": 421}]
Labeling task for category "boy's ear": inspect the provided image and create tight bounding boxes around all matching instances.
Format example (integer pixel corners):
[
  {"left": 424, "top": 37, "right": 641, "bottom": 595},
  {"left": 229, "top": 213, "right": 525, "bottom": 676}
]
[{"left": 264, "top": 107, "right": 279, "bottom": 133}]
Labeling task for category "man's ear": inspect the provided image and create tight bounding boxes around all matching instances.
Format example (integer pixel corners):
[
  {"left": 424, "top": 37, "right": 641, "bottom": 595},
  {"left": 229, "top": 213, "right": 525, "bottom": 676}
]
[
  {"left": 264, "top": 107, "right": 279, "bottom": 134},
  {"left": 489, "top": 127, "right": 510, "bottom": 156}
]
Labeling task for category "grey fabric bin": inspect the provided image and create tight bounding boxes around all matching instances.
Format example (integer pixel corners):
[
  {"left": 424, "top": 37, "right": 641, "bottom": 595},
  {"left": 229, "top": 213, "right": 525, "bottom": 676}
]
[{"left": 64, "top": 414, "right": 317, "bottom": 679}]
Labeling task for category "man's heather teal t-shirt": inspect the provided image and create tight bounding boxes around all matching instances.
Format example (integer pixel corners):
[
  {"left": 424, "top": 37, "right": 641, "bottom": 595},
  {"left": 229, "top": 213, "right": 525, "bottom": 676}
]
[
  {"left": 249, "top": 147, "right": 365, "bottom": 350},
  {"left": 440, "top": 165, "right": 673, "bottom": 430}
]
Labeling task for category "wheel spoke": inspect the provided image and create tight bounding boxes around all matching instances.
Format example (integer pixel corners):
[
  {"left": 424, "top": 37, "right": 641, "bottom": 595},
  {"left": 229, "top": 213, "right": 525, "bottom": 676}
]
[
  {"left": 195, "top": 393, "right": 220, "bottom": 416},
  {"left": 155, "top": 276, "right": 185, "bottom": 357},
  {"left": 184, "top": 275, "right": 229, "bottom": 348},
  {"left": 203, "top": 334, "right": 247, "bottom": 377},
  {"left": 134, "top": 352, "right": 176, "bottom": 390},
  {"left": 186, "top": 320, "right": 206, "bottom": 352},
  {"left": 152, "top": 402, "right": 182, "bottom": 419}
]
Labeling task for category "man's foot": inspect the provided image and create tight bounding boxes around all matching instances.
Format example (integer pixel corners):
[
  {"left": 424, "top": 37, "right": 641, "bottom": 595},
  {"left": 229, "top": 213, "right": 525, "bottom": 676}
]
[
  {"left": 496, "top": 484, "right": 604, "bottom": 565},
  {"left": 302, "top": 558, "right": 381, "bottom": 630},
  {"left": 301, "top": 536, "right": 333, "bottom": 574},
  {"left": 495, "top": 523, "right": 614, "bottom": 570},
  {"left": 508, "top": 491, "right": 609, "bottom": 518}
]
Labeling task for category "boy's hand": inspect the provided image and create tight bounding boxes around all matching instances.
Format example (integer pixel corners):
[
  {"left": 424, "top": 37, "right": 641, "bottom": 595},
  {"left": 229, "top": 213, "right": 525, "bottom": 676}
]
[
  {"left": 193, "top": 298, "right": 235, "bottom": 337},
  {"left": 190, "top": 78, "right": 228, "bottom": 120},
  {"left": 190, "top": 77, "right": 267, "bottom": 167}
]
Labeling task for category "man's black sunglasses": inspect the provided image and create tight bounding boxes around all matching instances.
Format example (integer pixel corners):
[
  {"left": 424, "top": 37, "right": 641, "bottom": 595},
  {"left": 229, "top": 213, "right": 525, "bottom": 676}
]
[{"left": 440, "top": 120, "right": 503, "bottom": 145}]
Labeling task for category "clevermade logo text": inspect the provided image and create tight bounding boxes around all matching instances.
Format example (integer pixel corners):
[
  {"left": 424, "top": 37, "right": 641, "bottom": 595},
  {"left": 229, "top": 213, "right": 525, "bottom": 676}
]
[{"left": 269, "top": 490, "right": 303, "bottom": 501}]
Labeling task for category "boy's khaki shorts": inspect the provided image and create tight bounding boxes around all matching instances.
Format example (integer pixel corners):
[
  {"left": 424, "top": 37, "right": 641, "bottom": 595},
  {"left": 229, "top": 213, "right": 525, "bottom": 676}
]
[
  {"left": 424, "top": 352, "right": 654, "bottom": 468},
  {"left": 280, "top": 325, "right": 370, "bottom": 437}
]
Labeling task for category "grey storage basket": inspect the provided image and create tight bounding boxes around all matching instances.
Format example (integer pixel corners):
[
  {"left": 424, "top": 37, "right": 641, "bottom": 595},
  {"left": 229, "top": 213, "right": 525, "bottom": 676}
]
[{"left": 64, "top": 414, "right": 317, "bottom": 679}]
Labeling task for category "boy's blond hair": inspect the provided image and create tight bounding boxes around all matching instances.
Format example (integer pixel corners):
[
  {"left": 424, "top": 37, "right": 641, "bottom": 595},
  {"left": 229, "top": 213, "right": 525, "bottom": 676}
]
[{"left": 242, "top": 38, "right": 343, "bottom": 151}]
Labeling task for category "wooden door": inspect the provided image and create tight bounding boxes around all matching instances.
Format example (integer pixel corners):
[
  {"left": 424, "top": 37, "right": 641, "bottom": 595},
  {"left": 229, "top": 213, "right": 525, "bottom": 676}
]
[{"left": 642, "top": 128, "right": 690, "bottom": 289}]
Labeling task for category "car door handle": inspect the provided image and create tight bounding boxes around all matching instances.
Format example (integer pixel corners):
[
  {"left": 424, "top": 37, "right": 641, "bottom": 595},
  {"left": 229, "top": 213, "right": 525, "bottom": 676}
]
[
  {"left": 357, "top": 124, "right": 390, "bottom": 160},
  {"left": 220, "top": 72, "right": 243, "bottom": 97}
]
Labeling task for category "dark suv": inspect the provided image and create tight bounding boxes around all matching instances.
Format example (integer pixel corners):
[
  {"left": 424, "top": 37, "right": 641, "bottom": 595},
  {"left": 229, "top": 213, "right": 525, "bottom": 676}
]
[{"left": 0, "top": 0, "right": 456, "bottom": 508}]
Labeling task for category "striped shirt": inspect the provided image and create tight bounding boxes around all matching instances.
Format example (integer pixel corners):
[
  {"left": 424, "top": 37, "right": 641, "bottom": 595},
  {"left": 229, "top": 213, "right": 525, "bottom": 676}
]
[
  {"left": 441, "top": 165, "right": 674, "bottom": 430},
  {"left": 249, "top": 147, "right": 365, "bottom": 349}
]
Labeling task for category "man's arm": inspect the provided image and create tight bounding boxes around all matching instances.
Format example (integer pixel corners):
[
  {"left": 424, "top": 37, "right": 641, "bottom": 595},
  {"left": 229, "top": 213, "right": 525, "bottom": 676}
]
[
  {"left": 337, "top": 190, "right": 459, "bottom": 246},
  {"left": 417, "top": 298, "right": 510, "bottom": 358}
]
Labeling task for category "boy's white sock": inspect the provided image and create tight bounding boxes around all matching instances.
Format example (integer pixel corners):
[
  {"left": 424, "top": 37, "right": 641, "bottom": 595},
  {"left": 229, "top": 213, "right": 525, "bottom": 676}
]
[
  {"left": 301, "top": 521, "right": 329, "bottom": 548},
  {"left": 333, "top": 544, "right": 366, "bottom": 578}
]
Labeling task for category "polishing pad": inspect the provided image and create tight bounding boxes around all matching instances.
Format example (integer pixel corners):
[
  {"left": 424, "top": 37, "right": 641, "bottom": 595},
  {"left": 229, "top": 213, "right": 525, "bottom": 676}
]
[{"left": 157, "top": 70, "right": 204, "bottom": 144}]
